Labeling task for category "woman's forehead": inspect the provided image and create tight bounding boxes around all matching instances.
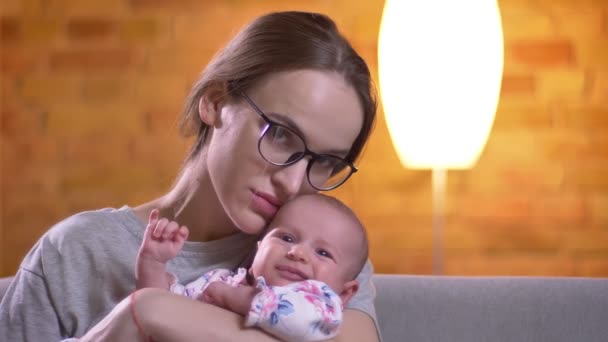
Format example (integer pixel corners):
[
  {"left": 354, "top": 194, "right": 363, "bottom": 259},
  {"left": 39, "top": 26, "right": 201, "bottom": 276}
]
[{"left": 247, "top": 70, "right": 363, "bottom": 153}]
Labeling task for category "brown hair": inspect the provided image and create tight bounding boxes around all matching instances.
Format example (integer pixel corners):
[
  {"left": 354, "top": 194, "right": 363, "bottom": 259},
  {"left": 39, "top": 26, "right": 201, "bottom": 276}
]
[{"left": 179, "top": 11, "right": 377, "bottom": 166}]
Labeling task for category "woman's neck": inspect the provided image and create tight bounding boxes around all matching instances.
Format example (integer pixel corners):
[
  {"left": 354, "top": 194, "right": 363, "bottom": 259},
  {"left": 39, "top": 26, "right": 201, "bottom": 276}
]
[{"left": 134, "top": 161, "right": 240, "bottom": 242}]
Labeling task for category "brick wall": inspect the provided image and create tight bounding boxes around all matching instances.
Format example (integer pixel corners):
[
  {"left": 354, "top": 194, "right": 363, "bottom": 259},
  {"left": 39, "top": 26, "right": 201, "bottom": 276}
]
[{"left": 1, "top": 0, "right": 607, "bottom": 277}]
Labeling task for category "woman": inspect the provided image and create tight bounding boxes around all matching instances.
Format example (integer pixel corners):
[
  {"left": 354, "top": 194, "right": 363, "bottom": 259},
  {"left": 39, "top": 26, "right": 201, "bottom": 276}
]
[{"left": 0, "top": 11, "right": 379, "bottom": 341}]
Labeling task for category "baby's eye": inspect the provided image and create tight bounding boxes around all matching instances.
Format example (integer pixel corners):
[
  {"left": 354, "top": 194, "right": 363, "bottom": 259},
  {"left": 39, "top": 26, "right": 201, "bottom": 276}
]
[
  {"left": 280, "top": 234, "right": 295, "bottom": 243},
  {"left": 316, "top": 249, "right": 333, "bottom": 259}
]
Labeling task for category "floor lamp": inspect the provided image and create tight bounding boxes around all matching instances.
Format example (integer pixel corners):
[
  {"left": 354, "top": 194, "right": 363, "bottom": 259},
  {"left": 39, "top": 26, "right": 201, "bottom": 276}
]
[{"left": 378, "top": 0, "right": 504, "bottom": 274}]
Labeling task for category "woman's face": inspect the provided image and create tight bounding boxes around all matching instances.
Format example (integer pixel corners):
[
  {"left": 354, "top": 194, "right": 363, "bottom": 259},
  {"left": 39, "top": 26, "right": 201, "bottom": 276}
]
[{"left": 204, "top": 69, "right": 364, "bottom": 235}]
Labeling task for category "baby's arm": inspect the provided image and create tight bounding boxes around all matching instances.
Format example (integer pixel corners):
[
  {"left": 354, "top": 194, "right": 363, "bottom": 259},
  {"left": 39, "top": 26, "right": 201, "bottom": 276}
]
[
  {"left": 245, "top": 280, "right": 344, "bottom": 342},
  {"left": 136, "top": 209, "right": 189, "bottom": 290},
  {"left": 201, "top": 281, "right": 260, "bottom": 315}
]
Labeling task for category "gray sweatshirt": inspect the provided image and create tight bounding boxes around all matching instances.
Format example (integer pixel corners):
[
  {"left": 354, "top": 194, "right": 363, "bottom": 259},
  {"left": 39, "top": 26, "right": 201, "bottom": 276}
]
[{"left": 0, "top": 206, "right": 378, "bottom": 341}]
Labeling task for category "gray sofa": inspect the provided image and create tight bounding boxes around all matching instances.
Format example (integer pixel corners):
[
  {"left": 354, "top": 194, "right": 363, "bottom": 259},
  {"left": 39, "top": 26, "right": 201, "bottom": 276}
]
[{"left": 2, "top": 275, "right": 608, "bottom": 341}]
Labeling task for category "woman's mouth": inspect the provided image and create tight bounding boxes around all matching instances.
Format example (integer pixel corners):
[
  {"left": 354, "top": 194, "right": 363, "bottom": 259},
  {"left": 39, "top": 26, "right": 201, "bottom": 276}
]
[{"left": 250, "top": 191, "right": 280, "bottom": 219}]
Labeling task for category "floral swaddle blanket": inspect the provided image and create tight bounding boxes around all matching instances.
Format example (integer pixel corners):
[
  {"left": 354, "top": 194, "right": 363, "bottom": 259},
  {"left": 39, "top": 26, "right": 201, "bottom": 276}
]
[{"left": 170, "top": 267, "right": 343, "bottom": 341}]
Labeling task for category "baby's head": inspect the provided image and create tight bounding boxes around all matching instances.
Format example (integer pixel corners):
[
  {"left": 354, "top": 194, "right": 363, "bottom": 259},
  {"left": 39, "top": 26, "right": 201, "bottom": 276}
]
[{"left": 250, "top": 194, "right": 368, "bottom": 305}]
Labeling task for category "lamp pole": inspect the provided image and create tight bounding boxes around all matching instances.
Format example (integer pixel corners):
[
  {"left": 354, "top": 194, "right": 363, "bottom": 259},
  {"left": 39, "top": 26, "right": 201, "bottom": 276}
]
[{"left": 432, "top": 168, "right": 446, "bottom": 275}]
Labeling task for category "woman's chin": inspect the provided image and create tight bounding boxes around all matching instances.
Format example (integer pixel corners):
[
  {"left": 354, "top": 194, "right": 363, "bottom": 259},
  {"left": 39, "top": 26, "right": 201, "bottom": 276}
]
[{"left": 236, "top": 212, "right": 268, "bottom": 235}]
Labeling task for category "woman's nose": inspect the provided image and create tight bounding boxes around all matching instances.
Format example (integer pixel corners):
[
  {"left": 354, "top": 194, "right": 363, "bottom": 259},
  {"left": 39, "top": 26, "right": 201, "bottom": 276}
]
[{"left": 271, "top": 159, "right": 310, "bottom": 197}]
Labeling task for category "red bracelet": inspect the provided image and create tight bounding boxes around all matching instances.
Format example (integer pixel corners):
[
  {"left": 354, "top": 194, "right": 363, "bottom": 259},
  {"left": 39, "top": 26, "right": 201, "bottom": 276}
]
[{"left": 130, "top": 291, "right": 153, "bottom": 342}]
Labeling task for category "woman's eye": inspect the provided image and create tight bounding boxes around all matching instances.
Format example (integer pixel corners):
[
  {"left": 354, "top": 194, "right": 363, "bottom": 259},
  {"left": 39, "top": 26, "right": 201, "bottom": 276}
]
[
  {"left": 269, "top": 125, "right": 289, "bottom": 140},
  {"left": 317, "top": 157, "right": 335, "bottom": 168}
]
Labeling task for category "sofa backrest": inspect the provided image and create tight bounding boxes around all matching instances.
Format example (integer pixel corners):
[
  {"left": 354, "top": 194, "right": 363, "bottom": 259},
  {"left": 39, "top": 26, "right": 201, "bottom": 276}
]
[
  {"left": 2, "top": 275, "right": 608, "bottom": 342},
  {"left": 373, "top": 274, "right": 608, "bottom": 342}
]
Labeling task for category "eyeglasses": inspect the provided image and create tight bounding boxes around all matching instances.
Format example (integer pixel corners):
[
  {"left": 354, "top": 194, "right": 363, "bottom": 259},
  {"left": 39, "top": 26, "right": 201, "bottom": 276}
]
[{"left": 240, "top": 92, "right": 357, "bottom": 191}]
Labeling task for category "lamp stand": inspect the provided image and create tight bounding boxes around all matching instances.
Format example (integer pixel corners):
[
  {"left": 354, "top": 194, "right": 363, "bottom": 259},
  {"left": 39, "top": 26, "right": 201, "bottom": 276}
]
[{"left": 432, "top": 168, "right": 446, "bottom": 275}]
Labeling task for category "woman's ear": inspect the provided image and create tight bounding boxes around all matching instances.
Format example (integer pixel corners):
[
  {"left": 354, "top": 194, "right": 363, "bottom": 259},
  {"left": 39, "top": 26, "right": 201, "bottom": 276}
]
[
  {"left": 198, "top": 82, "right": 227, "bottom": 127},
  {"left": 338, "top": 279, "right": 359, "bottom": 306}
]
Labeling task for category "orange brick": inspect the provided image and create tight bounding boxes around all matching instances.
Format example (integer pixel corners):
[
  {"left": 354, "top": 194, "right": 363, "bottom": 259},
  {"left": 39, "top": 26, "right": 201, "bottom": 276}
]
[
  {"left": 557, "top": 105, "right": 608, "bottom": 128},
  {"left": 42, "top": 0, "right": 129, "bottom": 16},
  {"left": 2, "top": 136, "right": 60, "bottom": 168},
  {"left": 493, "top": 104, "right": 553, "bottom": 129},
  {"left": 575, "top": 40, "right": 608, "bottom": 68},
  {"left": 66, "top": 18, "right": 117, "bottom": 41},
  {"left": 589, "top": 194, "right": 608, "bottom": 226},
  {"left": 565, "top": 229, "right": 608, "bottom": 252},
  {"left": 585, "top": 70, "right": 608, "bottom": 105},
  {"left": 0, "top": 0, "right": 22, "bottom": 16},
  {"left": 481, "top": 129, "right": 550, "bottom": 165},
  {"left": 82, "top": 76, "right": 133, "bottom": 104},
  {"left": 509, "top": 39, "right": 576, "bottom": 67},
  {"left": 21, "top": 18, "right": 59, "bottom": 45},
  {"left": 533, "top": 194, "right": 588, "bottom": 225},
  {"left": 0, "top": 108, "right": 46, "bottom": 137},
  {"left": 552, "top": 9, "right": 606, "bottom": 37},
  {"left": 131, "top": 74, "right": 190, "bottom": 107},
  {"left": 574, "top": 256, "right": 608, "bottom": 277},
  {"left": 0, "top": 47, "right": 44, "bottom": 74},
  {"left": 20, "top": 0, "right": 45, "bottom": 15},
  {"left": 562, "top": 161, "right": 608, "bottom": 191},
  {"left": 0, "top": 16, "right": 20, "bottom": 42},
  {"left": 537, "top": 69, "right": 586, "bottom": 102},
  {"left": 538, "top": 129, "right": 608, "bottom": 162},
  {"left": 444, "top": 252, "right": 575, "bottom": 276},
  {"left": 452, "top": 195, "right": 533, "bottom": 223},
  {"left": 20, "top": 75, "right": 83, "bottom": 105},
  {"left": 500, "top": 74, "right": 537, "bottom": 95},
  {"left": 447, "top": 160, "right": 565, "bottom": 196},
  {"left": 130, "top": 0, "right": 211, "bottom": 12},
  {"left": 140, "top": 47, "right": 213, "bottom": 74},
  {"left": 49, "top": 49, "right": 139, "bottom": 71},
  {"left": 120, "top": 18, "right": 168, "bottom": 45},
  {"left": 45, "top": 102, "right": 142, "bottom": 136},
  {"left": 171, "top": 9, "right": 242, "bottom": 50},
  {"left": 371, "top": 249, "right": 433, "bottom": 275},
  {"left": 500, "top": 7, "right": 554, "bottom": 40}
]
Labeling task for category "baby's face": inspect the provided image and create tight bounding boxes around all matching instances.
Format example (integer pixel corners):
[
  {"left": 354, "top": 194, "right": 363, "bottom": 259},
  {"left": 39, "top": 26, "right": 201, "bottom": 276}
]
[{"left": 250, "top": 196, "right": 362, "bottom": 297}]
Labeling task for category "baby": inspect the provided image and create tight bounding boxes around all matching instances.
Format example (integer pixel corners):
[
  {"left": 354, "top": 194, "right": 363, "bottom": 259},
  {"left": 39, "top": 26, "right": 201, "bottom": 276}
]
[{"left": 136, "top": 193, "right": 368, "bottom": 341}]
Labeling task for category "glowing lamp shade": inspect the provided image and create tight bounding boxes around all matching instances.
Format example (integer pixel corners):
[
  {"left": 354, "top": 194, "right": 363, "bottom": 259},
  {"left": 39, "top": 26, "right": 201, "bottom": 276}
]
[{"left": 378, "top": 0, "right": 504, "bottom": 169}]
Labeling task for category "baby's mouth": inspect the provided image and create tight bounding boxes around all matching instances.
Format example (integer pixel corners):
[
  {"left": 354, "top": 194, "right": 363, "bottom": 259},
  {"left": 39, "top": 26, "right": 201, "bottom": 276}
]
[{"left": 275, "top": 265, "right": 308, "bottom": 281}]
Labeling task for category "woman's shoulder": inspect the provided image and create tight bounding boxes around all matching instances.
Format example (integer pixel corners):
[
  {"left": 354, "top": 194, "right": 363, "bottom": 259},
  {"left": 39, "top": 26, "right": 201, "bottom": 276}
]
[{"left": 43, "top": 206, "right": 143, "bottom": 250}]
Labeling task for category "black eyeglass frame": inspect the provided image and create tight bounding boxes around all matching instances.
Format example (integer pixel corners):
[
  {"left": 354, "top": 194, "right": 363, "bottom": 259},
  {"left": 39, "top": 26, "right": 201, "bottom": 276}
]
[{"left": 239, "top": 92, "right": 358, "bottom": 191}]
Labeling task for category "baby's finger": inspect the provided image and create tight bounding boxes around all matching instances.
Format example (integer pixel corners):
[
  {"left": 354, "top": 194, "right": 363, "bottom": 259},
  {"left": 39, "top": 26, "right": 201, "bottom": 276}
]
[
  {"left": 148, "top": 209, "right": 159, "bottom": 226},
  {"left": 178, "top": 226, "right": 189, "bottom": 240},
  {"left": 154, "top": 218, "right": 170, "bottom": 238},
  {"left": 144, "top": 209, "right": 160, "bottom": 239},
  {"left": 163, "top": 221, "right": 180, "bottom": 240}
]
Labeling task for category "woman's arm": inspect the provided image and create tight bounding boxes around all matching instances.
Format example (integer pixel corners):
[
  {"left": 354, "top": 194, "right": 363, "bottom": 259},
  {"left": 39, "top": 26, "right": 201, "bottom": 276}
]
[
  {"left": 80, "top": 288, "right": 281, "bottom": 342},
  {"left": 80, "top": 288, "right": 380, "bottom": 342},
  {"left": 335, "top": 309, "right": 380, "bottom": 342}
]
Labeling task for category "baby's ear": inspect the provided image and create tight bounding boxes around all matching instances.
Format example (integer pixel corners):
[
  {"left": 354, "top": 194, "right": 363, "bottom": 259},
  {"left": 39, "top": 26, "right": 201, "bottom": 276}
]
[{"left": 338, "top": 279, "right": 359, "bottom": 306}]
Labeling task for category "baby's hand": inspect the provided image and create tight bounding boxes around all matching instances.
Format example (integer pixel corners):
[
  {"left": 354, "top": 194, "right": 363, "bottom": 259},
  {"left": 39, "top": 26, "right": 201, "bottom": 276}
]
[
  {"left": 139, "top": 209, "right": 189, "bottom": 264},
  {"left": 200, "top": 282, "right": 260, "bottom": 316}
]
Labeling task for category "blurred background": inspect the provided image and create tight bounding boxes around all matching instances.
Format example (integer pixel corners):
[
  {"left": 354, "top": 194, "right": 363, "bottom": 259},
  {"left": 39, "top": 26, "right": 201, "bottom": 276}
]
[{"left": 1, "top": 0, "right": 607, "bottom": 277}]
